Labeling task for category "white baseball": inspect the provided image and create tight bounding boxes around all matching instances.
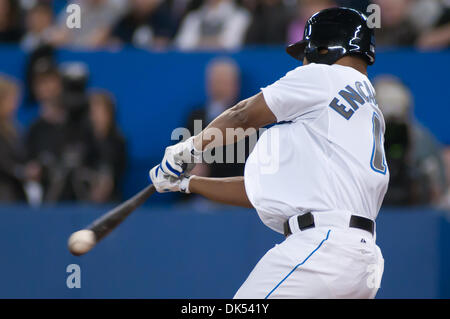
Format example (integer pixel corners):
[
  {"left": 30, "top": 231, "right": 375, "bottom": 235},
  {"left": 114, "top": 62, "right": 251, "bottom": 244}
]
[{"left": 68, "top": 230, "right": 96, "bottom": 256}]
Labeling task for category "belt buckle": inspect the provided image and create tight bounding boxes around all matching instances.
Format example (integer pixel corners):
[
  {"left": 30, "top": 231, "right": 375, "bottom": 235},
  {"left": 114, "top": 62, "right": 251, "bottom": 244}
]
[
  {"left": 297, "top": 212, "right": 315, "bottom": 231},
  {"left": 284, "top": 212, "right": 315, "bottom": 237}
]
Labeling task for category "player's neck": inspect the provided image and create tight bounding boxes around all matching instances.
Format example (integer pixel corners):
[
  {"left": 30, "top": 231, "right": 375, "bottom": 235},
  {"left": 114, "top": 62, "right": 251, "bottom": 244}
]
[{"left": 334, "top": 56, "right": 368, "bottom": 76}]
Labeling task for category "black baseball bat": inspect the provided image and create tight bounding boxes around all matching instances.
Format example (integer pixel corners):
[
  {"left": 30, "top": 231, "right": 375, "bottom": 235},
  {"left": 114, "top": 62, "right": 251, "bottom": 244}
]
[{"left": 68, "top": 184, "right": 156, "bottom": 256}]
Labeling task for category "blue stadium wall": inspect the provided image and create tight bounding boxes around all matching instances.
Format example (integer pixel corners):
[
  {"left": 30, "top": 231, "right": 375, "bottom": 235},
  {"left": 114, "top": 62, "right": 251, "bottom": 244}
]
[{"left": 0, "top": 205, "right": 449, "bottom": 298}]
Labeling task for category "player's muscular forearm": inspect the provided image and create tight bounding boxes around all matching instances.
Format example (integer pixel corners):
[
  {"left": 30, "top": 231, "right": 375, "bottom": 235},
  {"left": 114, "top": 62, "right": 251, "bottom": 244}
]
[
  {"left": 193, "top": 92, "right": 276, "bottom": 151},
  {"left": 189, "top": 176, "right": 253, "bottom": 208},
  {"left": 154, "top": 93, "right": 275, "bottom": 179}
]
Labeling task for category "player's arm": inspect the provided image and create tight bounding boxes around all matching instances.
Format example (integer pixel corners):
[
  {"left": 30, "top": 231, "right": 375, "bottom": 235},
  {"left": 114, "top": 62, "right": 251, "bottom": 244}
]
[
  {"left": 157, "top": 92, "right": 276, "bottom": 177},
  {"left": 189, "top": 176, "right": 252, "bottom": 208},
  {"left": 193, "top": 92, "right": 276, "bottom": 151},
  {"left": 148, "top": 166, "right": 252, "bottom": 207}
]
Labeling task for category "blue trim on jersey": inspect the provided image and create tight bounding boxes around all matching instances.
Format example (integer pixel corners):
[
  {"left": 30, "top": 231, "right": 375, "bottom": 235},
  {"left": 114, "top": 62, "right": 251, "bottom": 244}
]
[
  {"left": 263, "top": 121, "right": 292, "bottom": 129},
  {"left": 264, "top": 229, "right": 331, "bottom": 299},
  {"left": 370, "top": 112, "right": 387, "bottom": 175}
]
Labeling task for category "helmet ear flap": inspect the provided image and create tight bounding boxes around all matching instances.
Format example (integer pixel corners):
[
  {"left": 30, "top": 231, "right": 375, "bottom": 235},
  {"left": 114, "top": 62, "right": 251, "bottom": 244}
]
[{"left": 305, "top": 45, "right": 347, "bottom": 66}]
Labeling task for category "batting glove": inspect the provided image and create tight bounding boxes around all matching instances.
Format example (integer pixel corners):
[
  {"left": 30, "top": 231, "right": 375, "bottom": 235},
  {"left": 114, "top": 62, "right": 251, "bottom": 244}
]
[
  {"left": 149, "top": 164, "right": 192, "bottom": 193},
  {"left": 159, "top": 136, "right": 202, "bottom": 178}
]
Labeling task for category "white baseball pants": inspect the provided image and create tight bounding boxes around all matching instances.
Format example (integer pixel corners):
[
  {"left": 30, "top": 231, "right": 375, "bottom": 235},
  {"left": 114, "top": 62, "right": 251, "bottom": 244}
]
[{"left": 234, "top": 226, "right": 384, "bottom": 299}]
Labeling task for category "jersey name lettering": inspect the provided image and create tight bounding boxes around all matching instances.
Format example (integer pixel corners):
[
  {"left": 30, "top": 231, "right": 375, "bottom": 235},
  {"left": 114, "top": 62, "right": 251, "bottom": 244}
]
[{"left": 328, "top": 80, "right": 376, "bottom": 120}]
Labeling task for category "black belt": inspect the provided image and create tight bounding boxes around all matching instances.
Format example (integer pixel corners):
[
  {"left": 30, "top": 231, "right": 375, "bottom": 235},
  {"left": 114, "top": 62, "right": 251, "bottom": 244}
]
[{"left": 283, "top": 212, "right": 374, "bottom": 237}]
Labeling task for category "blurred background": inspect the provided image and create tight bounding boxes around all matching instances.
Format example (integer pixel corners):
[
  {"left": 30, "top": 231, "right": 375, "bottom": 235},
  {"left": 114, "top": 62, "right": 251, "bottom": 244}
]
[{"left": 0, "top": 0, "right": 449, "bottom": 298}]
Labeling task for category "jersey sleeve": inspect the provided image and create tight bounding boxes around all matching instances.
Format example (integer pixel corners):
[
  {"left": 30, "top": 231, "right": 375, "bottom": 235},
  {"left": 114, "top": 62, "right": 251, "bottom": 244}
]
[{"left": 261, "top": 64, "right": 329, "bottom": 122}]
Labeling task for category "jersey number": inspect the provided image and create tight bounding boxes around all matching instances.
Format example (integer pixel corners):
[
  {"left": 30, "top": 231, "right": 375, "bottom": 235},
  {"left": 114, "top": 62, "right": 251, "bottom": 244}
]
[{"left": 370, "top": 112, "right": 387, "bottom": 174}]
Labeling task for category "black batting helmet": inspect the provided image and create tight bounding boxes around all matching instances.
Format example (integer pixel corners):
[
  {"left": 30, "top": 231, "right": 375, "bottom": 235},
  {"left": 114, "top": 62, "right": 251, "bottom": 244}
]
[{"left": 286, "top": 7, "right": 375, "bottom": 66}]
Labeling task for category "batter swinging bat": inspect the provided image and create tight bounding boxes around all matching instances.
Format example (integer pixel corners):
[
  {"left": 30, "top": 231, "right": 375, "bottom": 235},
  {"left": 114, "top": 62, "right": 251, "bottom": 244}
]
[{"left": 68, "top": 184, "right": 156, "bottom": 256}]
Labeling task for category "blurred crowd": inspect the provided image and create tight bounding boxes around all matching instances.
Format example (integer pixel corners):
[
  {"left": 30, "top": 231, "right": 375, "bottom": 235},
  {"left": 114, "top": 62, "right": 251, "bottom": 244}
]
[
  {"left": 0, "top": 0, "right": 449, "bottom": 51},
  {"left": 373, "top": 76, "right": 448, "bottom": 208},
  {"left": 0, "top": 57, "right": 126, "bottom": 204}
]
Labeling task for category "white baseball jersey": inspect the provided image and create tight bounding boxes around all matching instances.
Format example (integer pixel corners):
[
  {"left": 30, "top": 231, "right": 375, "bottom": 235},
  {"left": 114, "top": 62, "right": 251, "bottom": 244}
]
[{"left": 244, "top": 63, "right": 390, "bottom": 234}]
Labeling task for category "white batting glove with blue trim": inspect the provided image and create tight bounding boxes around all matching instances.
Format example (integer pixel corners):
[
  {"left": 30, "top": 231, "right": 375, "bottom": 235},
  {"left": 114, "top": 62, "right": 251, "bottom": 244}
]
[
  {"left": 159, "top": 136, "right": 202, "bottom": 178},
  {"left": 149, "top": 165, "right": 192, "bottom": 193}
]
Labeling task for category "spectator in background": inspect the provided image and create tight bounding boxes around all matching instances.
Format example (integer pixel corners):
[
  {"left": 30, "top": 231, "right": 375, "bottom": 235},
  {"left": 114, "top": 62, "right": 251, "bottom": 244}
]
[
  {"left": 175, "top": 0, "right": 250, "bottom": 50},
  {"left": 25, "top": 67, "right": 67, "bottom": 203},
  {"left": 186, "top": 57, "right": 249, "bottom": 179},
  {"left": 373, "top": 0, "right": 418, "bottom": 47},
  {"left": 21, "top": 2, "right": 54, "bottom": 51},
  {"left": 23, "top": 44, "right": 57, "bottom": 109},
  {"left": 0, "top": 75, "right": 27, "bottom": 201},
  {"left": 412, "top": 0, "right": 450, "bottom": 50},
  {"left": 25, "top": 97, "right": 67, "bottom": 203},
  {"left": 0, "top": 0, "right": 23, "bottom": 43},
  {"left": 440, "top": 147, "right": 450, "bottom": 211},
  {"left": 287, "top": 0, "right": 336, "bottom": 45},
  {"left": 25, "top": 62, "right": 92, "bottom": 203},
  {"left": 51, "top": 0, "right": 127, "bottom": 48},
  {"left": 334, "top": 0, "right": 371, "bottom": 13},
  {"left": 243, "top": 0, "right": 292, "bottom": 45},
  {"left": 169, "top": 0, "right": 202, "bottom": 27},
  {"left": 374, "top": 76, "right": 446, "bottom": 206},
  {"left": 80, "top": 91, "right": 126, "bottom": 203},
  {"left": 110, "top": 0, "right": 175, "bottom": 49},
  {"left": 30, "top": 60, "right": 63, "bottom": 110}
]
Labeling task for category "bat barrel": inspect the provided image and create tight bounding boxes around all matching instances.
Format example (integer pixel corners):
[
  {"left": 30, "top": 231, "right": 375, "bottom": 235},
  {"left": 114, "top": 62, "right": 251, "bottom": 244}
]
[{"left": 87, "top": 184, "right": 156, "bottom": 242}]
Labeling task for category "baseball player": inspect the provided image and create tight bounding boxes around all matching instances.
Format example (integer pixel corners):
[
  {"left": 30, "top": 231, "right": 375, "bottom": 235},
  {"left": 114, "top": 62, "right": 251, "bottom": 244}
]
[{"left": 150, "top": 7, "right": 388, "bottom": 299}]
